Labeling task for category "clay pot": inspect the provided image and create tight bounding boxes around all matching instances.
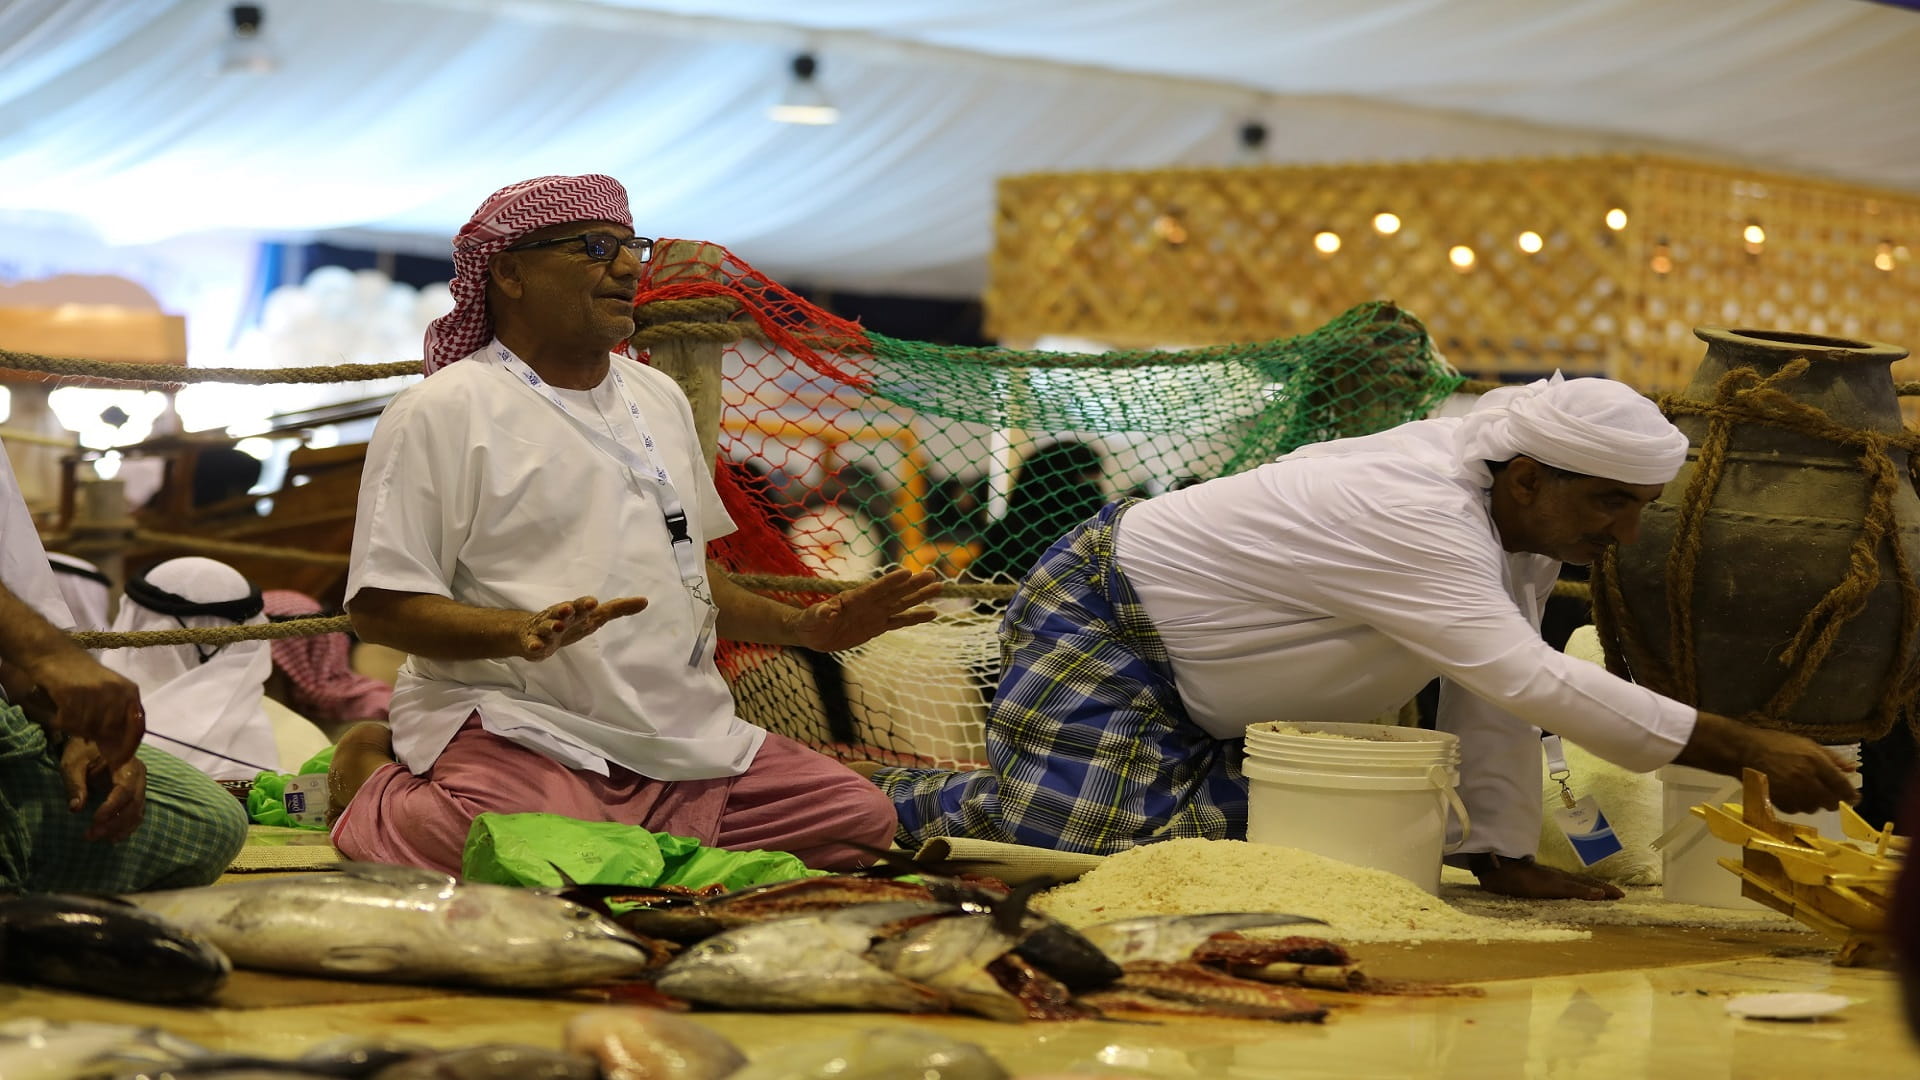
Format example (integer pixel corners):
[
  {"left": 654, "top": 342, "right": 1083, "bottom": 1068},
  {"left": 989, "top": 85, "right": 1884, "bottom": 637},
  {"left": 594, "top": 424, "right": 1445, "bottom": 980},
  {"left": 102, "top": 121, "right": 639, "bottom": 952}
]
[{"left": 1607, "top": 326, "right": 1920, "bottom": 740}]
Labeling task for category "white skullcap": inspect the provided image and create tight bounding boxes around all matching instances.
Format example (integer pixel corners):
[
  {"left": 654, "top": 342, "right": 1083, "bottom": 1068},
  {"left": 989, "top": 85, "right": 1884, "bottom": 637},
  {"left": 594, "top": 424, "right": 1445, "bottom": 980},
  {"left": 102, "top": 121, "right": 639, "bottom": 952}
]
[{"left": 1456, "top": 373, "right": 1689, "bottom": 487}]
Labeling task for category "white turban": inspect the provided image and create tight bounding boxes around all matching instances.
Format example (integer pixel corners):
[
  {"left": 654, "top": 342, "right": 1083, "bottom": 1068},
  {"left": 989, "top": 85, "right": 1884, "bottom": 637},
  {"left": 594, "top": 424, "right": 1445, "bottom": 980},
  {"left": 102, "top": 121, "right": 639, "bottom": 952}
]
[
  {"left": 100, "top": 556, "right": 276, "bottom": 781},
  {"left": 47, "top": 552, "right": 111, "bottom": 632},
  {"left": 1456, "top": 373, "right": 1689, "bottom": 487}
]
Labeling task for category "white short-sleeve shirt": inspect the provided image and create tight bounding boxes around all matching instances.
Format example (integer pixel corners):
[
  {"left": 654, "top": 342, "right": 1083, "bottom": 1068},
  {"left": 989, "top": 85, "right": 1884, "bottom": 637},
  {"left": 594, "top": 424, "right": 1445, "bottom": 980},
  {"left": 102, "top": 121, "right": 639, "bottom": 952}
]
[
  {"left": 347, "top": 345, "right": 762, "bottom": 780},
  {"left": 1115, "top": 417, "right": 1696, "bottom": 855}
]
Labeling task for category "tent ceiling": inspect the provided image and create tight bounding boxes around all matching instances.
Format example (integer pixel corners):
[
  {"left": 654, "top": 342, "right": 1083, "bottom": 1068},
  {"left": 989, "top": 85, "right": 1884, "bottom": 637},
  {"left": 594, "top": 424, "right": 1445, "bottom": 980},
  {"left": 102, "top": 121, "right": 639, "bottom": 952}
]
[{"left": 2, "top": 0, "right": 1916, "bottom": 296}]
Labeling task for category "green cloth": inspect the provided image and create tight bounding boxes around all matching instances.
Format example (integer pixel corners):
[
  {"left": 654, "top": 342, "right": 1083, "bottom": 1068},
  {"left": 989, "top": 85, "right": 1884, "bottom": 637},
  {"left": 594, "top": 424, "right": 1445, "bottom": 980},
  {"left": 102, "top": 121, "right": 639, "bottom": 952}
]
[
  {"left": 461, "top": 811, "right": 825, "bottom": 892},
  {"left": 0, "top": 702, "right": 248, "bottom": 893},
  {"left": 247, "top": 744, "right": 337, "bottom": 829}
]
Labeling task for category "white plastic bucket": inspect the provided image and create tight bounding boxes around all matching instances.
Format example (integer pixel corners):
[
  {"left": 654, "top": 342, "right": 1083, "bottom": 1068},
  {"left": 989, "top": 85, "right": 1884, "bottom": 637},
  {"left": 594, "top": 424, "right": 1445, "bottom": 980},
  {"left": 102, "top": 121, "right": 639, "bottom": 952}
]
[
  {"left": 1656, "top": 744, "right": 1863, "bottom": 909},
  {"left": 1243, "top": 757, "right": 1470, "bottom": 894}
]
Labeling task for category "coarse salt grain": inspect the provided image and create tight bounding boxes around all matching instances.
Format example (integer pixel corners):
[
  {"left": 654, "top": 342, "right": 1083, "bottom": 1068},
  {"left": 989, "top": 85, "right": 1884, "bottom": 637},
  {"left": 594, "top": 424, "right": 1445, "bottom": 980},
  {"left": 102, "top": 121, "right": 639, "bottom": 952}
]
[{"left": 1034, "top": 839, "right": 1586, "bottom": 944}]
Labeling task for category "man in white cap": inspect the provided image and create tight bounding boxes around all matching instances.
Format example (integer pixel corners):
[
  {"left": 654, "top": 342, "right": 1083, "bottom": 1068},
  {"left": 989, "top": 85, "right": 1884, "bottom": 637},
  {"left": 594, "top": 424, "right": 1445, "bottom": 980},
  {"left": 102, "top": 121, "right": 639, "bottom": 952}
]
[
  {"left": 873, "top": 375, "right": 1859, "bottom": 900},
  {"left": 332, "top": 174, "right": 941, "bottom": 875},
  {"left": 100, "top": 557, "right": 279, "bottom": 782}
]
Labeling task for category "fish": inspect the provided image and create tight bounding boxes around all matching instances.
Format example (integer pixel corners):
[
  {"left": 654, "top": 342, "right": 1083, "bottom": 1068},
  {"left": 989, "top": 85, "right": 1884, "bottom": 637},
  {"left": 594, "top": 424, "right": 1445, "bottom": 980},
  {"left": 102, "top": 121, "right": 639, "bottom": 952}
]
[
  {"left": 653, "top": 901, "right": 953, "bottom": 1012},
  {"left": 724, "top": 1029, "right": 1008, "bottom": 1080},
  {"left": 0, "top": 1018, "right": 207, "bottom": 1080},
  {"left": 1189, "top": 933, "right": 1365, "bottom": 990},
  {"left": 562, "top": 1007, "right": 746, "bottom": 1080},
  {"left": 608, "top": 876, "right": 936, "bottom": 943},
  {"left": 128, "top": 863, "right": 659, "bottom": 990},
  {"left": 869, "top": 909, "right": 1029, "bottom": 1021},
  {"left": 0, "top": 893, "right": 231, "bottom": 1004},
  {"left": 1073, "top": 912, "right": 1328, "bottom": 966},
  {"left": 369, "top": 1045, "right": 598, "bottom": 1080},
  {"left": 1088, "top": 961, "right": 1329, "bottom": 1022}
]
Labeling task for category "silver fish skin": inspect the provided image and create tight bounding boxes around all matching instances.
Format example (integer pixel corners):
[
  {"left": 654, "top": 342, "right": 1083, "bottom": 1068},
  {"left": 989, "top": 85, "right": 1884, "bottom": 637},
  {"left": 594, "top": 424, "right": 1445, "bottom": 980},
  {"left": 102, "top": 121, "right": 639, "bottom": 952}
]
[
  {"left": 653, "top": 901, "right": 951, "bottom": 1013},
  {"left": 128, "top": 863, "right": 655, "bottom": 989},
  {"left": 0, "top": 1018, "right": 207, "bottom": 1080},
  {"left": 868, "top": 914, "right": 1026, "bottom": 1022},
  {"left": 726, "top": 1029, "right": 1007, "bottom": 1080},
  {"left": 1075, "top": 912, "right": 1328, "bottom": 965}
]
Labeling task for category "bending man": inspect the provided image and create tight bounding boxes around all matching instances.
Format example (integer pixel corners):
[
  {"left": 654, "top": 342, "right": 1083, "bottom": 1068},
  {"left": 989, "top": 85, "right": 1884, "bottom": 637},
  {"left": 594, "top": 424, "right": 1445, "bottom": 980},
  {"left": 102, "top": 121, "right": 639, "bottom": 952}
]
[
  {"left": 332, "top": 174, "right": 940, "bottom": 875},
  {"left": 873, "top": 375, "right": 1858, "bottom": 899}
]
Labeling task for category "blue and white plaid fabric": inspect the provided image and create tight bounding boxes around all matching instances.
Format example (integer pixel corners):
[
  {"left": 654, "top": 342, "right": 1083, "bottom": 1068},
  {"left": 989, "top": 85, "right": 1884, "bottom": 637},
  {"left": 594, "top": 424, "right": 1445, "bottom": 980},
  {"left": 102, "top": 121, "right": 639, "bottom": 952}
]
[{"left": 878, "top": 501, "right": 1247, "bottom": 854}]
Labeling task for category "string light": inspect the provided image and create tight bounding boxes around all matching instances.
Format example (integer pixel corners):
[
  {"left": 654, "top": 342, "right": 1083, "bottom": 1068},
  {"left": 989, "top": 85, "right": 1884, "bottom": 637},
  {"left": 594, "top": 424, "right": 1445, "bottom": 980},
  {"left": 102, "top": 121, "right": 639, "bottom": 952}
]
[
  {"left": 1742, "top": 223, "right": 1766, "bottom": 245},
  {"left": 1604, "top": 208, "right": 1628, "bottom": 230},
  {"left": 1372, "top": 212, "right": 1401, "bottom": 235},
  {"left": 1448, "top": 245, "right": 1475, "bottom": 270},
  {"left": 1516, "top": 231, "right": 1543, "bottom": 254},
  {"left": 1313, "top": 231, "right": 1341, "bottom": 254}
]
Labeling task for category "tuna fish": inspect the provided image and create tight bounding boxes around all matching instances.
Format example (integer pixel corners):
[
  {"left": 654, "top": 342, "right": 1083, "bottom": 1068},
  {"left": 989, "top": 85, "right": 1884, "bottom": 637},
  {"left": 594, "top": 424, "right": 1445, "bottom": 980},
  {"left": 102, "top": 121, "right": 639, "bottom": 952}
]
[
  {"left": 0, "top": 893, "right": 231, "bottom": 1004},
  {"left": 653, "top": 901, "right": 953, "bottom": 1012},
  {"left": 128, "top": 863, "right": 659, "bottom": 990},
  {"left": 370, "top": 1045, "right": 598, "bottom": 1080}
]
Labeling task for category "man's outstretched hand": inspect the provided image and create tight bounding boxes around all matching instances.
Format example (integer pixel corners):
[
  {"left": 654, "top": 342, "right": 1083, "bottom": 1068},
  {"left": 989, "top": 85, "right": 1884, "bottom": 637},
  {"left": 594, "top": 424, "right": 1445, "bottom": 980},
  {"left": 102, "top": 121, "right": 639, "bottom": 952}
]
[
  {"left": 517, "top": 595, "right": 650, "bottom": 660},
  {"left": 791, "top": 569, "right": 943, "bottom": 654},
  {"left": 1472, "top": 854, "right": 1623, "bottom": 902}
]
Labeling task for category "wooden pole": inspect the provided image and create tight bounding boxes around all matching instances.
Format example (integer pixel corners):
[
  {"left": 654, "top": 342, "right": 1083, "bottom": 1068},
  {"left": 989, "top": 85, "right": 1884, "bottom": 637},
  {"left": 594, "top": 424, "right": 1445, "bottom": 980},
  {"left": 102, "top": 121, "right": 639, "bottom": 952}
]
[
  {"left": 64, "top": 475, "right": 133, "bottom": 602},
  {"left": 641, "top": 241, "right": 730, "bottom": 465}
]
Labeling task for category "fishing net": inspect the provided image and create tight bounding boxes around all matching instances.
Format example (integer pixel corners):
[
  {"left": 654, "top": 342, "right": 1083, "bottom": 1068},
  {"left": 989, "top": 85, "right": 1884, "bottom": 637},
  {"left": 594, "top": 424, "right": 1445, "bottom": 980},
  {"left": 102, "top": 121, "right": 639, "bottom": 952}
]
[{"left": 633, "top": 242, "right": 1461, "bottom": 769}]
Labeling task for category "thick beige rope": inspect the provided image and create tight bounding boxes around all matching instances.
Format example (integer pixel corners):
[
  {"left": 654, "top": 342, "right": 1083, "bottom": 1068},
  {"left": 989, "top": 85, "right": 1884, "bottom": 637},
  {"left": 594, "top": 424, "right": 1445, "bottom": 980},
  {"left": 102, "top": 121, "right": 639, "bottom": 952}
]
[{"left": 71, "top": 616, "right": 351, "bottom": 650}]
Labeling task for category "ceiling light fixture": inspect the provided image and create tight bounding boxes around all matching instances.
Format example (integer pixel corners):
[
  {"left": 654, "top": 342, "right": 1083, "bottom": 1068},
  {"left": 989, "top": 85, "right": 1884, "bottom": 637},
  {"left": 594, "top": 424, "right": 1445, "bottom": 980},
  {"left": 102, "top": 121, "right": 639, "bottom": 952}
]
[
  {"left": 218, "top": 4, "right": 278, "bottom": 76},
  {"left": 769, "top": 52, "right": 838, "bottom": 126}
]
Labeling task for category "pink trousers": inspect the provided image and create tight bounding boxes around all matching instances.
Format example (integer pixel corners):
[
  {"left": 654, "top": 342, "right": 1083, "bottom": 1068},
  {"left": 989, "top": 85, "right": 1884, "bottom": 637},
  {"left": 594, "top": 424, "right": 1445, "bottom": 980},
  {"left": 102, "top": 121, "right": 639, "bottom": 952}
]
[{"left": 331, "top": 717, "right": 896, "bottom": 875}]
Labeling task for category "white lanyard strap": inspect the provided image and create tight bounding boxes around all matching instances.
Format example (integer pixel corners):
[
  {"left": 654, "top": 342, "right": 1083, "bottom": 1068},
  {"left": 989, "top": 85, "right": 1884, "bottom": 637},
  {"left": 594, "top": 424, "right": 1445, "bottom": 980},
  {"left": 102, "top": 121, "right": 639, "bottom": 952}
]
[
  {"left": 492, "top": 344, "right": 705, "bottom": 589},
  {"left": 1542, "top": 733, "right": 1576, "bottom": 809}
]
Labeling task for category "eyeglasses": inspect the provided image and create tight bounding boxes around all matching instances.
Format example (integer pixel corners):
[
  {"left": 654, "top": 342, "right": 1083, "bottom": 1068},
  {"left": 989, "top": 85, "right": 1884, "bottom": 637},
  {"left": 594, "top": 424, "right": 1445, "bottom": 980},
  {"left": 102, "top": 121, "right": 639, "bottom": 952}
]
[{"left": 504, "top": 232, "right": 654, "bottom": 263}]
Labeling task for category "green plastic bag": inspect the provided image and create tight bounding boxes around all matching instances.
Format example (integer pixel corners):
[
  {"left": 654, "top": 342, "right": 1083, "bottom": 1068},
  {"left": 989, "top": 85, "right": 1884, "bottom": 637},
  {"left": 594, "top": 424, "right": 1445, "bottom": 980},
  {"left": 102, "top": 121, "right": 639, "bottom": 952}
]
[
  {"left": 246, "top": 744, "right": 337, "bottom": 829},
  {"left": 460, "top": 811, "right": 825, "bottom": 892}
]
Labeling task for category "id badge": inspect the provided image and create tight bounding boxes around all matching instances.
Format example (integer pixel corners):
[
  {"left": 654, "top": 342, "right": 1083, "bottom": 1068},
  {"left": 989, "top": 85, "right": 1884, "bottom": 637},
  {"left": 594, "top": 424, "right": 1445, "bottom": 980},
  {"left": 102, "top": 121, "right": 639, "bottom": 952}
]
[
  {"left": 687, "top": 601, "right": 718, "bottom": 667},
  {"left": 1552, "top": 795, "right": 1624, "bottom": 866}
]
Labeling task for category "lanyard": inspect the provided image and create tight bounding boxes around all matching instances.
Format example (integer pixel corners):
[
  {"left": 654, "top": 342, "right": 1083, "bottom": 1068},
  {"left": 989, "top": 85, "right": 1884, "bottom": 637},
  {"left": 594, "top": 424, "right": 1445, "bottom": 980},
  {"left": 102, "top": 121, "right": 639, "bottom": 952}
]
[{"left": 491, "top": 343, "right": 707, "bottom": 592}]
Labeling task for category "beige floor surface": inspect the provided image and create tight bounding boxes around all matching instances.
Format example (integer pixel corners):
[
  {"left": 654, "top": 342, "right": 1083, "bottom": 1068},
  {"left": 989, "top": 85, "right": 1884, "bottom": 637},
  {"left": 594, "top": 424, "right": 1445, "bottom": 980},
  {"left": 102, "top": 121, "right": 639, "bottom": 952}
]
[{"left": 4, "top": 931, "right": 1914, "bottom": 1079}]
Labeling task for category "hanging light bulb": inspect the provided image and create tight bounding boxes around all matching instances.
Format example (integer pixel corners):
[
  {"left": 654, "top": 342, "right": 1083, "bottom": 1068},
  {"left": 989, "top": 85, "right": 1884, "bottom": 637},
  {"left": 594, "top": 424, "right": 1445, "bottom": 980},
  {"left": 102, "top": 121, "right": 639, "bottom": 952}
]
[
  {"left": 217, "top": 4, "right": 278, "bottom": 76},
  {"left": 1373, "top": 212, "right": 1401, "bottom": 235},
  {"left": 1448, "top": 245, "right": 1476, "bottom": 270},
  {"left": 769, "top": 52, "right": 839, "bottom": 125},
  {"left": 1313, "top": 231, "right": 1341, "bottom": 254},
  {"left": 1604, "top": 208, "right": 1628, "bottom": 230},
  {"left": 1517, "top": 231, "right": 1543, "bottom": 254}
]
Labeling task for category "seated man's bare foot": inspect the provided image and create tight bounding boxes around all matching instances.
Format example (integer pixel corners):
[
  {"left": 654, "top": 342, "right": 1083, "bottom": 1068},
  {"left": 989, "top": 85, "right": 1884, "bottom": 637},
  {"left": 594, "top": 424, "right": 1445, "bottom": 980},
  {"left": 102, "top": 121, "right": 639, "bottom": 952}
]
[
  {"left": 847, "top": 761, "right": 887, "bottom": 780},
  {"left": 326, "top": 721, "right": 396, "bottom": 828},
  {"left": 1470, "top": 854, "right": 1623, "bottom": 901}
]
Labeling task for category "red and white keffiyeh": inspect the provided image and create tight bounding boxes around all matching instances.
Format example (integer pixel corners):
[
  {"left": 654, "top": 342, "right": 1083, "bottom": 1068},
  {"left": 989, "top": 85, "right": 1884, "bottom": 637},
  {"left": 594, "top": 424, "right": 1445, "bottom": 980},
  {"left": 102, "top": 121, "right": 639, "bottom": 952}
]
[
  {"left": 421, "top": 173, "right": 633, "bottom": 375},
  {"left": 262, "top": 589, "right": 393, "bottom": 726}
]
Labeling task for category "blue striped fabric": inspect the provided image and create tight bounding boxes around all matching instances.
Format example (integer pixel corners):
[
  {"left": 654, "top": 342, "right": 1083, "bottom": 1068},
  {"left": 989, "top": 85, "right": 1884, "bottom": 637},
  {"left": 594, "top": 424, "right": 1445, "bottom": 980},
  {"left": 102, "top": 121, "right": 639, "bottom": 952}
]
[{"left": 877, "top": 501, "right": 1247, "bottom": 855}]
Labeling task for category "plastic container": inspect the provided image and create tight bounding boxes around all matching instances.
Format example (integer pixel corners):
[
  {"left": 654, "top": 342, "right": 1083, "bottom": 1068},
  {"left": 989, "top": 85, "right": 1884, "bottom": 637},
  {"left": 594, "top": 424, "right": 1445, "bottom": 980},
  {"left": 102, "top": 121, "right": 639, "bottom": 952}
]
[
  {"left": 1657, "top": 744, "right": 1863, "bottom": 909},
  {"left": 1242, "top": 755, "right": 1469, "bottom": 895}
]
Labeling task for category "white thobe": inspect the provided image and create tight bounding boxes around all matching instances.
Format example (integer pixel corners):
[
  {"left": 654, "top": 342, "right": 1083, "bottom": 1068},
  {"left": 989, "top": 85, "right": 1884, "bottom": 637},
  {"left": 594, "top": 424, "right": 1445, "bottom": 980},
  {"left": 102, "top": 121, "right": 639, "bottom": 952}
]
[
  {"left": 1116, "top": 417, "right": 1696, "bottom": 857},
  {"left": 348, "top": 345, "right": 761, "bottom": 781}
]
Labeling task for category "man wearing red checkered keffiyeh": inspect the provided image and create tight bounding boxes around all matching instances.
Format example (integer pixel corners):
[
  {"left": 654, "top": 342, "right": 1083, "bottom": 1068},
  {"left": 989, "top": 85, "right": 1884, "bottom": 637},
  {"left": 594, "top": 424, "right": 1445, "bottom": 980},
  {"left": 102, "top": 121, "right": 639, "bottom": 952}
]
[
  {"left": 421, "top": 173, "right": 633, "bottom": 374},
  {"left": 334, "top": 175, "right": 942, "bottom": 876}
]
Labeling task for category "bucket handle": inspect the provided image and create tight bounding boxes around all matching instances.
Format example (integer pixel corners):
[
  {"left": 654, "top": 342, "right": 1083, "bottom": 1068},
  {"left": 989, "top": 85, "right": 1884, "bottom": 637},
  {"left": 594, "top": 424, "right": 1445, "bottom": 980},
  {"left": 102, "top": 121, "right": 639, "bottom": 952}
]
[{"left": 1429, "top": 764, "right": 1472, "bottom": 853}]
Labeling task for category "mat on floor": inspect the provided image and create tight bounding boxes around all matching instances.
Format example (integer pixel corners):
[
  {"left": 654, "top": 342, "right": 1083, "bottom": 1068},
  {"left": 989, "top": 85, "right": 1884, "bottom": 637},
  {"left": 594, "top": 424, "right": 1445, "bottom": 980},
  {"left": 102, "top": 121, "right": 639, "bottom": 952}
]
[
  {"left": 225, "top": 825, "right": 345, "bottom": 872},
  {"left": 912, "top": 836, "right": 1106, "bottom": 884}
]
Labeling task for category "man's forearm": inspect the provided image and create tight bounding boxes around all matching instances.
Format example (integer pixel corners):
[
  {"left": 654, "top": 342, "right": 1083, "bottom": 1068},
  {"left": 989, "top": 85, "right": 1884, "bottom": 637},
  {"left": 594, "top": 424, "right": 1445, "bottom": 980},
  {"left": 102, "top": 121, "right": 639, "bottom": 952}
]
[
  {"left": 708, "top": 562, "right": 804, "bottom": 647},
  {"left": 347, "top": 588, "right": 531, "bottom": 660},
  {"left": 0, "top": 580, "right": 83, "bottom": 673}
]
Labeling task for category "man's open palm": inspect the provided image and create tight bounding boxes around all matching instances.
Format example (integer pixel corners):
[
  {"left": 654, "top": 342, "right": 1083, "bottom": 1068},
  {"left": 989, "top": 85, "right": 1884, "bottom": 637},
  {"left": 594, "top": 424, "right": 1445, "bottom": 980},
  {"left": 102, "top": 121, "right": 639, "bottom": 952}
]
[
  {"left": 519, "top": 595, "right": 649, "bottom": 660},
  {"left": 793, "top": 569, "right": 942, "bottom": 654}
]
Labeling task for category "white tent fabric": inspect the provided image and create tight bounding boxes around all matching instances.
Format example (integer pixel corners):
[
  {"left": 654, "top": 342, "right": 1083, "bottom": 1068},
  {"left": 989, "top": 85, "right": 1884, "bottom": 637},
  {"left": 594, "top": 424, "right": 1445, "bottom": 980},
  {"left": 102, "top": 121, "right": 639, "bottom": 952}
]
[{"left": 1, "top": 0, "right": 1916, "bottom": 299}]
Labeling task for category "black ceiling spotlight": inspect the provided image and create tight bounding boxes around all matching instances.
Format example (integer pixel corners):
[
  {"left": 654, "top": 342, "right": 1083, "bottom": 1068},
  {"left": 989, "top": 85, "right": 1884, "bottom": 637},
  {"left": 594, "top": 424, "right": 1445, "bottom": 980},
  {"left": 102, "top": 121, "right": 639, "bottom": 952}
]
[
  {"left": 769, "top": 51, "right": 838, "bottom": 125},
  {"left": 1239, "top": 120, "right": 1269, "bottom": 151},
  {"left": 219, "top": 3, "right": 278, "bottom": 75}
]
